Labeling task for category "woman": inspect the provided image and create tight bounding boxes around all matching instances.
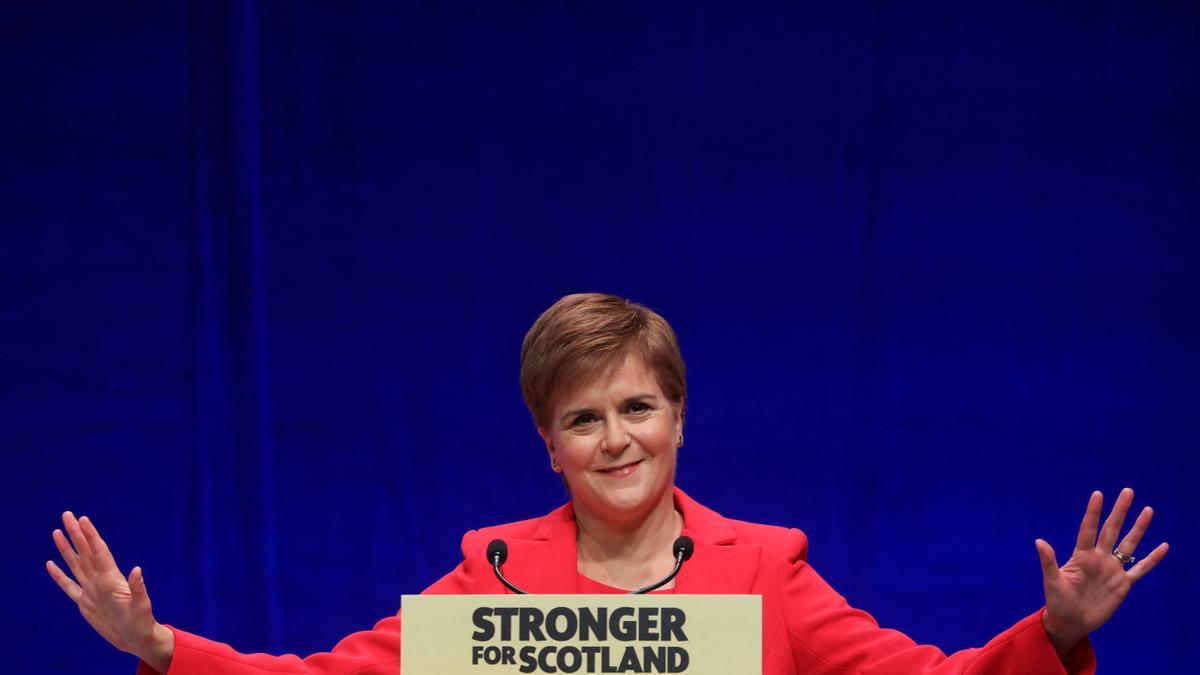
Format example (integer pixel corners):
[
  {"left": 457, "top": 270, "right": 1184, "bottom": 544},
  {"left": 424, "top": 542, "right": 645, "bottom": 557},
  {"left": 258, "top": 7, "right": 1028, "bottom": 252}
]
[{"left": 48, "top": 293, "right": 1168, "bottom": 674}]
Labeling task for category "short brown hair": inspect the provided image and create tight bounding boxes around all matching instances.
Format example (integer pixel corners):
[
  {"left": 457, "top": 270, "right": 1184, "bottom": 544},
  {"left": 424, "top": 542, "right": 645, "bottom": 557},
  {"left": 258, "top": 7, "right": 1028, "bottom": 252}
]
[{"left": 520, "top": 293, "right": 687, "bottom": 429}]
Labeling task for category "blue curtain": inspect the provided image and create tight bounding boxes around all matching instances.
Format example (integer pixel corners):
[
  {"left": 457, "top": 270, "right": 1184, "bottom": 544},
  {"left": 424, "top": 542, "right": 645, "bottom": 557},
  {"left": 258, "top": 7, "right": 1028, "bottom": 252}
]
[{"left": 4, "top": 2, "right": 1196, "bottom": 673}]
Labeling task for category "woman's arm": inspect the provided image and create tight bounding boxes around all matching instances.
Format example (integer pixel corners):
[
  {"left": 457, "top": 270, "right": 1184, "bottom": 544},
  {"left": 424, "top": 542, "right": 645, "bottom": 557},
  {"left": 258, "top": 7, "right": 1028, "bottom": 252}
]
[
  {"left": 46, "top": 511, "right": 446, "bottom": 674},
  {"left": 778, "top": 488, "right": 1167, "bottom": 674},
  {"left": 777, "top": 529, "right": 1087, "bottom": 674},
  {"left": 134, "top": 618, "right": 400, "bottom": 675}
]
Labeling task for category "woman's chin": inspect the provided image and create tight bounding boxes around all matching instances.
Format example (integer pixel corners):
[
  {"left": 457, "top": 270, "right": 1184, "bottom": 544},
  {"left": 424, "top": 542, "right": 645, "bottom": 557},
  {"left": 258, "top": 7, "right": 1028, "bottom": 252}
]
[{"left": 588, "top": 483, "right": 668, "bottom": 521}]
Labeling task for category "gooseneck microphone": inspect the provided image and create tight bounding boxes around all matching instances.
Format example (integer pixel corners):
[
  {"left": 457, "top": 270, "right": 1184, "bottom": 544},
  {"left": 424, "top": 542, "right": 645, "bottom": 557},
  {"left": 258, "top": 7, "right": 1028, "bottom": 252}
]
[
  {"left": 630, "top": 536, "right": 694, "bottom": 595},
  {"left": 487, "top": 539, "right": 527, "bottom": 594},
  {"left": 487, "top": 535, "right": 694, "bottom": 596}
]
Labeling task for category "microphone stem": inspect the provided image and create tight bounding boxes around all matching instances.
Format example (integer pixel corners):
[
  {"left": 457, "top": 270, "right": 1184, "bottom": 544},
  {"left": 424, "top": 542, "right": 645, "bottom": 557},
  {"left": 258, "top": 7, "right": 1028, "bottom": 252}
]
[
  {"left": 493, "top": 556, "right": 527, "bottom": 595},
  {"left": 629, "top": 551, "right": 684, "bottom": 595}
]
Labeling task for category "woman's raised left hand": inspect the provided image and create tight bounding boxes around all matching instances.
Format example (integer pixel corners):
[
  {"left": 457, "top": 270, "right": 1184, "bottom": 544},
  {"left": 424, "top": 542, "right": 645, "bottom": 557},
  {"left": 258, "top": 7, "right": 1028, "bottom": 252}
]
[{"left": 1035, "top": 487, "right": 1168, "bottom": 655}]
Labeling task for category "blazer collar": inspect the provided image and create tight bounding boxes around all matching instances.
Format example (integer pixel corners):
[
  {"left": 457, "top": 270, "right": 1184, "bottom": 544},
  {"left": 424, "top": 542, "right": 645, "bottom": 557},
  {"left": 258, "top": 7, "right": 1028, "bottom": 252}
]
[{"left": 500, "top": 487, "right": 760, "bottom": 594}]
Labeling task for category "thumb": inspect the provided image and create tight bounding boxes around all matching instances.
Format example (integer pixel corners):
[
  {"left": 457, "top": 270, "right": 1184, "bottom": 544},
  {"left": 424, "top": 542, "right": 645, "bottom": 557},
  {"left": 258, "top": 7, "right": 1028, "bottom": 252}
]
[
  {"left": 128, "top": 566, "right": 153, "bottom": 617},
  {"left": 1035, "top": 539, "right": 1059, "bottom": 581}
]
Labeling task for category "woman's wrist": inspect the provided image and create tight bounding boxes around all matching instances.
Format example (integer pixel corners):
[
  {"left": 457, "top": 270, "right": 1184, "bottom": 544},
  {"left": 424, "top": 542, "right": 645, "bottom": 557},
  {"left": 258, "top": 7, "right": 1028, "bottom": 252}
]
[
  {"left": 136, "top": 623, "right": 175, "bottom": 674},
  {"left": 1040, "top": 610, "right": 1082, "bottom": 659}
]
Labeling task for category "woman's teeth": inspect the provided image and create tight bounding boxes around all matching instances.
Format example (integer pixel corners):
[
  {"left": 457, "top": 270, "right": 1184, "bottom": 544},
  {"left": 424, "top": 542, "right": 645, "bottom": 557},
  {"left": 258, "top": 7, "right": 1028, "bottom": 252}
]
[{"left": 600, "top": 461, "right": 640, "bottom": 477}]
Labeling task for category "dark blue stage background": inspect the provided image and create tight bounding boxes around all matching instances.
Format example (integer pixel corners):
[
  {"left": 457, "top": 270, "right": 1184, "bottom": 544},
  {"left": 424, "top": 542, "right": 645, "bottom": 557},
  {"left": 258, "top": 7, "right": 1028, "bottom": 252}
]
[{"left": 3, "top": 2, "right": 1196, "bottom": 672}]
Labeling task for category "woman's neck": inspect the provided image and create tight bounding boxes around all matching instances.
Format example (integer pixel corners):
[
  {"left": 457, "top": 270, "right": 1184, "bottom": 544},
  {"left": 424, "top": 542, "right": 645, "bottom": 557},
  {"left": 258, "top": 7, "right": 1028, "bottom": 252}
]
[{"left": 573, "top": 489, "right": 682, "bottom": 590}]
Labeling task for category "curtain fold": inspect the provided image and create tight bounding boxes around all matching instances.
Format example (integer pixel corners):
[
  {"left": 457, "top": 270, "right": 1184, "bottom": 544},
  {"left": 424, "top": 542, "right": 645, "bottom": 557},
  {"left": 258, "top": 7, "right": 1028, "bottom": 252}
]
[{"left": 185, "top": 0, "right": 280, "bottom": 649}]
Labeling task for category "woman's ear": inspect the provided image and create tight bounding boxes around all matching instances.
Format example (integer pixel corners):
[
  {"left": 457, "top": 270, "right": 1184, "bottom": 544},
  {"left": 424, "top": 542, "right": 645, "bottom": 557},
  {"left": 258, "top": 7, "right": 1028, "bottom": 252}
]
[
  {"left": 538, "top": 427, "right": 561, "bottom": 473},
  {"left": 672, "top": 405, "right": 684, "bottom": 447}
]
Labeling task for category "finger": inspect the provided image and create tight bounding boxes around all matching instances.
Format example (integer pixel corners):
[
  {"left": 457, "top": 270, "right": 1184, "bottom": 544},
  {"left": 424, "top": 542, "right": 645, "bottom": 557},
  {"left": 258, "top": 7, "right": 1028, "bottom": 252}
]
[
  {"left": 1115, "top": 506, "right": 1154, "bottom": 556},
  {"left": 1035, "top": 539, "right": 1060, "bottom": 581},
  {"left": 52, "top": 528, "right": 87, "bottom": 583},
  {"left": 1128, "top": 542, "right": 1169, "bottom": 583},
  {"left": 1074, "top": 491, "right": 1103, "bottom": 551},
  {"left": 46, "top": 560, "right": 84, "bottom": 602},
  {"left": 1098, "top": 487, "right": 1134, "bottom": 551},
  {"left": 78, "top": 515, "right": 119, "bottom": 573},
  {"left": 129, "top": 566, "right": 153, "bottom": 616},
  {"left": 62, "top": 512, "right": 95, "bottom": 576}
]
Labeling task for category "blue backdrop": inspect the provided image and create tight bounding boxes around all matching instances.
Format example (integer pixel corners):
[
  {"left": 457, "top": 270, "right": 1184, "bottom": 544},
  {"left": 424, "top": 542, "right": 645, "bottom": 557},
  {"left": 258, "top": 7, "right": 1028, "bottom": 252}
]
[{"left": 3, "top": 2, "right": 1196, "bottom": 672}]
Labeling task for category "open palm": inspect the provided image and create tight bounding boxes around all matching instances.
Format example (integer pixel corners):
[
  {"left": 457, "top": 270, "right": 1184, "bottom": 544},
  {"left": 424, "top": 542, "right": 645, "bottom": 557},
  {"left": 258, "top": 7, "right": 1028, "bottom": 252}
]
[
  {"left": 46, "top": 512, "right": 168, "bottom": 664},
  {"left": 1036, "top": 488, "right": 1168, "bottom": 652}
]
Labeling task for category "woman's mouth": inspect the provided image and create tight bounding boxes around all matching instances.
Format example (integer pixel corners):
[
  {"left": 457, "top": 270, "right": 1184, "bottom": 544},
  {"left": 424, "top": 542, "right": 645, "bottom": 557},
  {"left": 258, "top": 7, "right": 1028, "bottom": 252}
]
[{"left": 597, "top": 460, "right": 642, "bottom": 477}]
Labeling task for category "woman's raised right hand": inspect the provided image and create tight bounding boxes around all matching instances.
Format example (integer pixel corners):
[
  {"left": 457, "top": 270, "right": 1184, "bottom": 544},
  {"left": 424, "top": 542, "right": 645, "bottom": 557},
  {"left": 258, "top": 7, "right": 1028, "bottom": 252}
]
[{"left": 46, "top": 511, "right": 174, "bottom": 673}]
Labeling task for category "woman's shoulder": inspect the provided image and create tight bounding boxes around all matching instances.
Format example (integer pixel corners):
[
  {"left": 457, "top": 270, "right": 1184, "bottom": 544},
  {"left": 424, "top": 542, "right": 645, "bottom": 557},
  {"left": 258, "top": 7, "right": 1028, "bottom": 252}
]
[
  {"left": 467, "top": 514, "right": 547, "bottom": 542},
  {"left": 724, "top": 517, "right": 804, "bottom": 544},
  {"left": 459, "top": 499, "right": 574, "bottom": 549},
  {"left": 677, "top": 488, "right": 810, "bottom": 562},
  {"left": 718, "top": 515, "right": 810, "bottom": 564}
]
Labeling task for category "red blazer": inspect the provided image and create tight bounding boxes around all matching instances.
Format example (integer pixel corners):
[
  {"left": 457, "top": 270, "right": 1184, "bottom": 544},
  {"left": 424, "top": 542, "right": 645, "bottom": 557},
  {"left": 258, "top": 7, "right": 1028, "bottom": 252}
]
[{"left": 144, "top": 488, "right": 1095, "bottom": 674}]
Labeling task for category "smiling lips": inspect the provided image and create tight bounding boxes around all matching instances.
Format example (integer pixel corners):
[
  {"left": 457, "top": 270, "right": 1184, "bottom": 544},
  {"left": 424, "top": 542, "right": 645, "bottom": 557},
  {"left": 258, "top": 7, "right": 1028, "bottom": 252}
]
[{"left": 597, "top": 459, "right": 643, "bottom": 477}]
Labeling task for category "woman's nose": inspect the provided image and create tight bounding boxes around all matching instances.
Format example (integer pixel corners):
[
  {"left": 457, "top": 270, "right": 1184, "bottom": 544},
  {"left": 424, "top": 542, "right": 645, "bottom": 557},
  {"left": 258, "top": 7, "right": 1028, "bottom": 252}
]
[{"left": 600, "top": 419, "right": 631, "bottom": 454}]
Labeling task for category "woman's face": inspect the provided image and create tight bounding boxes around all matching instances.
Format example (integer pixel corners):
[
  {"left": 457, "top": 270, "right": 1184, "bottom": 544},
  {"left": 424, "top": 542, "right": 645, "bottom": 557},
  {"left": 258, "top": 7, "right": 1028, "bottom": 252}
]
[{"left": 539, "top": 351, "right": 682, "bottom": 526}]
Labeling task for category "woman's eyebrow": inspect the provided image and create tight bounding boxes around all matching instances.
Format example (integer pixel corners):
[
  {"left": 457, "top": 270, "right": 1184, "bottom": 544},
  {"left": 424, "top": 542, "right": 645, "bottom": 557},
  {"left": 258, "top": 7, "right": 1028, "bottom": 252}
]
[{"left": 560, "top": 407, "right": 594, "bottom": 422}]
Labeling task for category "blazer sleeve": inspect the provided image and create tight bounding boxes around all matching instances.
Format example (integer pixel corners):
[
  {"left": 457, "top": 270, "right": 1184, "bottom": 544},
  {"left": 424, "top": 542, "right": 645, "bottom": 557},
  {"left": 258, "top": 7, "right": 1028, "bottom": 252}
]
[
  {"left": 136, "top": 533, "right": 481, "bottom": 675},
  {"left": 777, "top": 529, "right": 1096, "bottom": 675}
]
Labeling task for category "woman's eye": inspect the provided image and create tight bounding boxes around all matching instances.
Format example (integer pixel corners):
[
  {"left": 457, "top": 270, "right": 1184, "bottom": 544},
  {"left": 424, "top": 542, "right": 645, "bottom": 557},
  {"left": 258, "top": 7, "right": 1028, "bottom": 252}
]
[
  {"left": 571, "top": 413, "right": 598, "bottom": 427},
  {"left": 627, "top": 401, "right": 650, "bottom": 413}
]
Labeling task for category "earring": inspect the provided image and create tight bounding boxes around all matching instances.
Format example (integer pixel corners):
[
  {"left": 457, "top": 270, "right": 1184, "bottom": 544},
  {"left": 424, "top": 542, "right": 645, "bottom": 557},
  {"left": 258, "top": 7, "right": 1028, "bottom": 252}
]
[
  {"left": 551, "top": 459, "right": 561, "bottom": 473},
  {"left": 677, "top": 433, "right": 684, "bottom": 446}
]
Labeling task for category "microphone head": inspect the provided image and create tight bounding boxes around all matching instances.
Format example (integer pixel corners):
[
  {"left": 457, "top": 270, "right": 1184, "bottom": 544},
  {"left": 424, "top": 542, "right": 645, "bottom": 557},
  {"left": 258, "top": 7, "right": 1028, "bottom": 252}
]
[
  {"left": 673, "top": 536, "right": 694, "bottom": 561},
  {"left": 487, "top": 539, "right": 509, "bottom": 565}
]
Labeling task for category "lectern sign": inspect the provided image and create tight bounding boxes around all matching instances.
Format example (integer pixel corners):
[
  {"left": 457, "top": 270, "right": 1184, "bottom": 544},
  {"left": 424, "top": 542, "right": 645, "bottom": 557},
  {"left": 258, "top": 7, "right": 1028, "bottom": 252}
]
[{"left": 401, "top": 594, "right": 761, "bottom": 674}]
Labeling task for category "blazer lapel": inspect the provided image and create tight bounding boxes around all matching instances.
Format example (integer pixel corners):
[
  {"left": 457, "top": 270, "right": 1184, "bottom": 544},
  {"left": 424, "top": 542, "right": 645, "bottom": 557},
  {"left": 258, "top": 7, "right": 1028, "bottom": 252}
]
[
  {"left": 672, "top": 488, "right": 762, "bottom": 594},
  {"left": 496, "top": 500, "right": 580, "bottom": 594}
]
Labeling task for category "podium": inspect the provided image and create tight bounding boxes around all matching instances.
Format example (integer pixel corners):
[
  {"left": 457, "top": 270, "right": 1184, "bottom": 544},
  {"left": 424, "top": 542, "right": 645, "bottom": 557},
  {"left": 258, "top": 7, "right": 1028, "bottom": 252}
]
[{"left": 402, "top": 594, "right": 761, "bottom": 674}]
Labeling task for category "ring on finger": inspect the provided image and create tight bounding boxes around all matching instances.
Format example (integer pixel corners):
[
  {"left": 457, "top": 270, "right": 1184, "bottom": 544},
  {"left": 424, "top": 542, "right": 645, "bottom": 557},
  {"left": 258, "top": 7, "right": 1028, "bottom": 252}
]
[{"left": 1113, "top": 548, "right": 1136, "bottom": 565}]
